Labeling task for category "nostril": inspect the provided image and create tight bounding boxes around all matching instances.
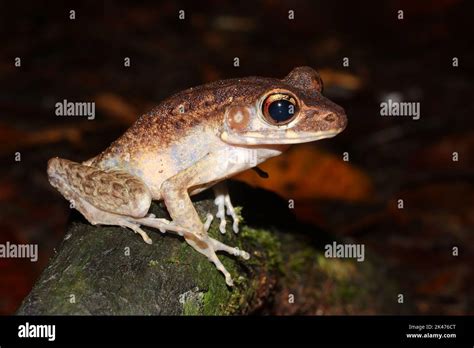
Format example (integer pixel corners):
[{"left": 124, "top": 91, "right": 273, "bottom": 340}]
[{"left": 324, "top": 113, "right": 336, "bottom": 122}]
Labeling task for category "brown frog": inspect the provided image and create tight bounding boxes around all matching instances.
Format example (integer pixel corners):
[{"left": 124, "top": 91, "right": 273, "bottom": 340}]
[{"left": 47, "top": 66, "right": 347, "bottom": 286}]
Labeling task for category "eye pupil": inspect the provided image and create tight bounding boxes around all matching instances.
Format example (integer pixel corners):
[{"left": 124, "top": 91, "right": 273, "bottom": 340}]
[
  {"left": 262, "top": 93, "right": 298, "bottom": 125},
  {"left": 267, "top": 99, "right": 295, "bottom": 123}
]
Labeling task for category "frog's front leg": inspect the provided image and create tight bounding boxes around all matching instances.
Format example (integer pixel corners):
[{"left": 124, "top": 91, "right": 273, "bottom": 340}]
[
  {"left": 139, "top": 152, "right": 250, "bottom": 286},
  {"left": 213, "top": 182, "right": 240, "bottom": 234}
]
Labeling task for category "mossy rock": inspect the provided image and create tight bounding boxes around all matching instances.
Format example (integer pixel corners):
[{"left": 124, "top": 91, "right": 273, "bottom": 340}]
[{"left": 17, "top": 182, "right": 404, "bottom": 315}]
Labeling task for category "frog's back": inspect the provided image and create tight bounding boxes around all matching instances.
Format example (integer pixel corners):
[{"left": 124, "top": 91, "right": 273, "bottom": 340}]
[{"left": 89, "top": 76, "right": 283, "bottom": 168}]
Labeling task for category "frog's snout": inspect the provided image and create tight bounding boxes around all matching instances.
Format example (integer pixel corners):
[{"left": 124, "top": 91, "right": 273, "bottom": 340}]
[
  {"left": 337, "top": 110, "right": 348, "bottom": 132},
  {"left": 47, "top": 157, "right": 60, "bottom": 178}
]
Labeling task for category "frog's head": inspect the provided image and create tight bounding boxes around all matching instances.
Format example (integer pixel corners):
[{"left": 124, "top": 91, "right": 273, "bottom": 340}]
[{"left": 221, "top": 66, "right": 347, "bottom": 145}]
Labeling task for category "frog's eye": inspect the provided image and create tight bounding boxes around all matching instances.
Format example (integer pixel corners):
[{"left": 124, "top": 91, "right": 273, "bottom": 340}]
[{"left": 262, "top": 93, "right": 298, "bottom": 125}]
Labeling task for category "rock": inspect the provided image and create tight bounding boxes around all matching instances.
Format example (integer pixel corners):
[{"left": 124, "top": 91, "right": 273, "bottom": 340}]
[{"left": 17, "top": 182, "right": 404, "bottom": 315}]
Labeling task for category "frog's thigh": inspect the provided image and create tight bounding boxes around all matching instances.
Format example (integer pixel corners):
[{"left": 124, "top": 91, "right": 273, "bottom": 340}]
[{"left": 47, "top": 158, "right": 155, "bottom": 244}]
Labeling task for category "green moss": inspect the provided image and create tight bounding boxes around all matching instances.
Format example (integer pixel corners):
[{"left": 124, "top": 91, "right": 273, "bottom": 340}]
[
  {"left": 314, "top": 254, "right": 389, "bottom": 309},
  {"left": 39, "top": 265, "right": 90, "bottom": 313},
  {"left": 334, "top": 283, "right": 359, "bottom": 302},
  {"left": 183, "top": 299, "right": 201, "bottom": 315},
  {"left": 162, "top": 204, "right": 283, "bottom": 315},
  {"left": 165, "top": 256, "right": 181, "bottom": 264},
  {"left": 195, "top": 257, "right": 236, "bottom": 314},
  {"left": 210, "top": 225, "right": 284, "bottom": 315},
  {"left": 148, "top": 260, "right": 159, "bottom": 267},
  {"left": 182, "top": 289, "right": 205, "bottom": 315},
  {"left": 287, "top": 248, "right": 315, "bottom": 274},
  {"left": 233, "top": 206, "right": 244, "bottom": 224},
  {"left": 193, "top": 224, "right": 283, "bottom": 315},
  {"left": 224, "top": 274, "right": 259, "bottom": 314},
  {"left": 316, "top": 254, "right": 355, "bottom": 281},
  {"left": 240, "top": 226, "right": 282, "bottom": 269}
]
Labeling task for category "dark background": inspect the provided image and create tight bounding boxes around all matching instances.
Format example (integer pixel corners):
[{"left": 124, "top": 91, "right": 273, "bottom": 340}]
[{"left": 0, "top": 0, "right": 473, "bottom": 315}]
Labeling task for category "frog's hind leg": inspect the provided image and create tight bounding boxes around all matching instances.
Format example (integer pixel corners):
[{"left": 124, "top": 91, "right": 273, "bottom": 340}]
[
  {"left": 47, "top": 157, "right": 167, "bottom": 244},
  {"left": 47, "top": 157, "right": 250, "bottom": 283}
]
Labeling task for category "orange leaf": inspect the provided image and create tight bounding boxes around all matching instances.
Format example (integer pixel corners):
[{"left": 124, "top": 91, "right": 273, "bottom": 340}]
[{"left": 234, "top": 144, "right": 373, "bottom": 202}]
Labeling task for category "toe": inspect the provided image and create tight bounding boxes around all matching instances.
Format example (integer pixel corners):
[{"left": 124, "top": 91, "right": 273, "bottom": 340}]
[
  {"left": 219, "top": 220, "right": 227, "bottom": 234},
  {"left": 225, "top": 275, "right": 234, "bottom": 287},
  {"left": 203, "top": 213, "right": 214, "bottom": 231}
]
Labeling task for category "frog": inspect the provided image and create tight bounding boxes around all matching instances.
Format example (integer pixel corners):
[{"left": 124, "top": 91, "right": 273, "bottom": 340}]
[{"left": 47, "top": 66, "right": 347, "bottom": 286}]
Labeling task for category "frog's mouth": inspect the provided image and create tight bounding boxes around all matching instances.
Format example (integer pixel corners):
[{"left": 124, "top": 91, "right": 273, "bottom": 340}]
[{"left": 220, "top": 129, "right": 342, "bottom": 145}]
